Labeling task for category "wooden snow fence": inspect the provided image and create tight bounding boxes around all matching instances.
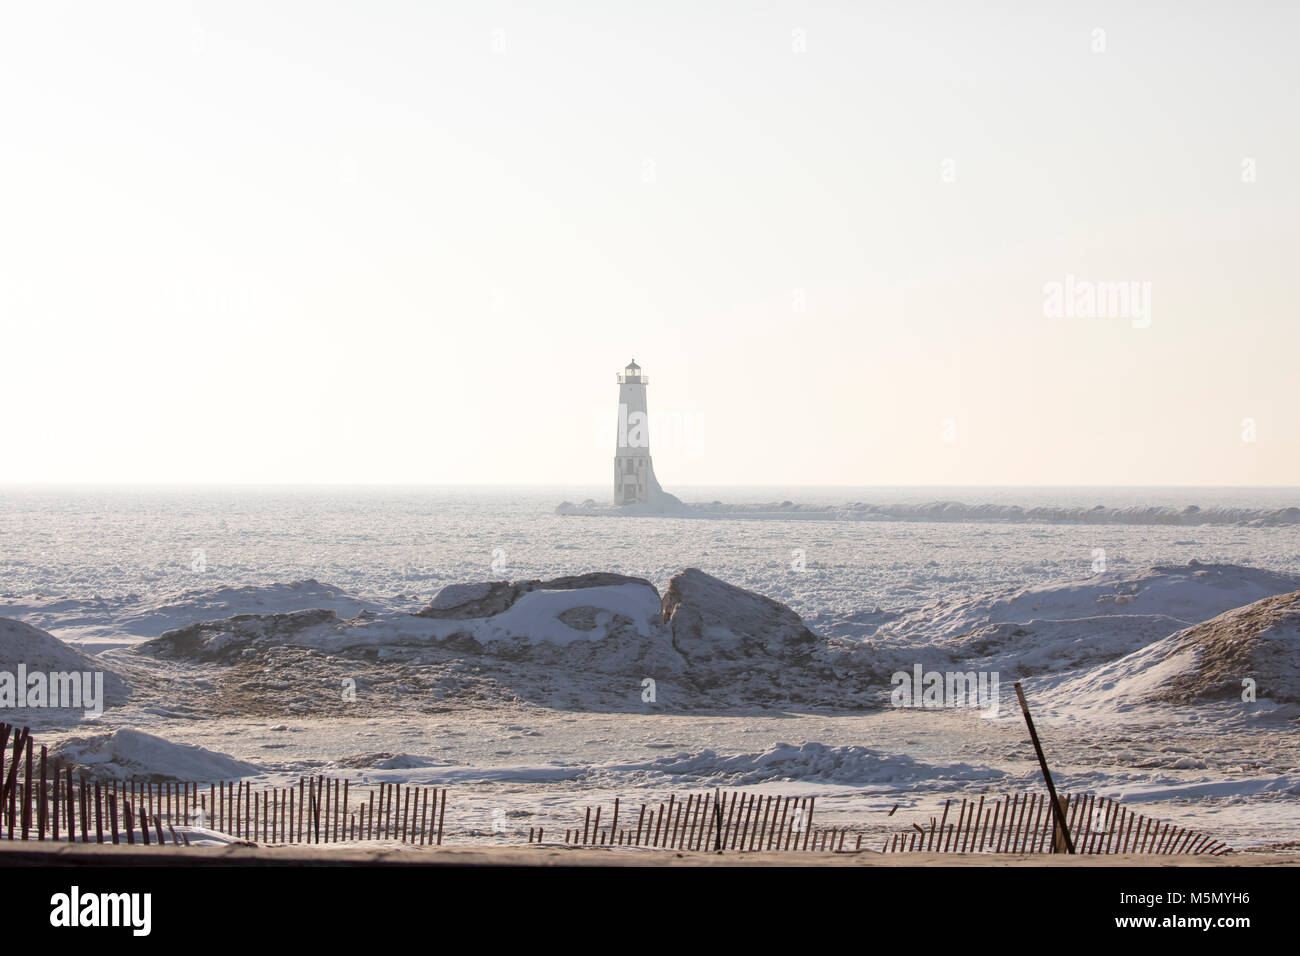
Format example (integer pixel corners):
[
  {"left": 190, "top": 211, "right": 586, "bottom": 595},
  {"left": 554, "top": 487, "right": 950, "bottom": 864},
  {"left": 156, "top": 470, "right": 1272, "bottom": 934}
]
[
  {"left": 530, "top": 791, "right": 865, "bottom": 853},
  {"left": 0, "top": 722, "right": 446, "bottom": 847},
  {"left": 879, "top": 792, "right": 1231, "bottom": 856}
]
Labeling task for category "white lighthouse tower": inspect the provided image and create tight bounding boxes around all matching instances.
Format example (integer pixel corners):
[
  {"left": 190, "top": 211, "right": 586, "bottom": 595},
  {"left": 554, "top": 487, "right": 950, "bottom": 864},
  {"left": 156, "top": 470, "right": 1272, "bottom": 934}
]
[{"left": 614, "top": 359, "right": 659, "bottom": 505}]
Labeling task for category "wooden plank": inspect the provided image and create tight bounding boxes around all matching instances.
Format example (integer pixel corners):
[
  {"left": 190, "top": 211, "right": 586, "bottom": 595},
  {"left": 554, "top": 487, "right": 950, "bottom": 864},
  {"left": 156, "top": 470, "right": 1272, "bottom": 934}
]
[
  {"left": 670, "top": 795, "right": 687, "bottom": 849},
  {"left": 969, "top": 795, "right": 986, "bottom": 853},
  {"left": 1076, "top": 793, "right": 1095, "bottom": 852},
  {"left": 1085, "top": 797, "right": 1102, "bottom": 853},
  {"left": 1013, "top": 682, "right": 1076, "bottom": 853},
  {"left": 675, "top": 797, "right": 690, "bottom": 848},
  {"left": 1027, "top": 794, "right": 1046, "bottom": 854},
  {"left": 702, "top": 792, "right": 718, "bottom": 851},
  {"left": 1104, "top": 799, "right": 1121, "bottom": 853},
  {"left": 51, "top": 754, "right": 60, "bottom": 842},
  {"left": 771, "top": 796, "right": 788, "bottom": 852},
  {"left": 1144, "top": 816, "right": 1164, "bottom": 858},
  {"left": 729, "top": 794, "right": 746, "bottom": 850},
  {"left": 934, "top": 799, "right": 951, "bottom": 852},
  {"left": 1137, "top": 815, "right": 1155, "bottom": 854},
  {"left": 753, "top": 795, "right": 772, "bottom": 852},
  {"left": 0, "top": 724, "right": 10, "bottom": 816},
  {"left": 1119, "top": 804, "right": 1136, "bottom": 854},
  {"left": 722, "top": 791, "right": 738, "bottom": 849},
  {"left": 944, "top": 799, "right": 965, "bottom": 852},
  {"left": 773, "top": 800, "right": 789, "bottom": 852},
  {"left": 78, "top": 774, "right": 89, "bottom": 844},
  {"left": 979, "top": 800, "right": 998, "bottom": 853},
  {"left": 946, "top": 799, "right": 964, "bottom": 853},
  {"left": 1163, "top": 826, "right": 1184, "bottom": 855},
  {"left": 742, "top": 793, "right": 760, "bottom": 852},
  {"left": 686, "top": 794, "right": 703, "bottom": 850},
  {"left": 1105, "top": 805, "right": 1124, "bottom": 854},
  {"left": 1011, "top": 793, "right": 1032, "bottom": 853},
  {"left": 7, "top": 729, "right": 28, "bottom": 842},
  {"left": 38, "top": 745, "right": 47, "bottom": 842},
  {"left": 21, "top": 735, "right": 32, "bottom": 840},
  {"left": 1044, "top": 796, "right": 1064, "bottom": 853},
  {"left": 995, "top": 795, "right": 1014, "bottom": 853},
  {"left": 1153, "top": 822, "right": 1172, "bottom": 854}
]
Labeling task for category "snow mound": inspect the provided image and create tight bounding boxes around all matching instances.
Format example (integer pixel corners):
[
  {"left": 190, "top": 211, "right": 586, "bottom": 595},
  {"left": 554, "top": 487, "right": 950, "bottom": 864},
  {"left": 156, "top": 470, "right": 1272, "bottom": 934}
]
[
  {"left": 622, "top": 742, "right": 1004, "bottom": 787},
  {"left": 5, "top": 580, "right": 385, "bottom": 651},
  {"left": 1039, "top": 590, "right": 1300, "bottom": 715},
  {"left": 0, "top": 618, "right": 129, "bottom": 707},
  {"left": 872, "top": 561, "right": 1300, "bottom": 679},
  {"left": 925, "top": 561, "right": 1300, "bottom": 636},
  {"left": 49, "top": 728, "right": 262, "bottom": 781},
  {"left": 2, "top": 617, "right": 108, "bottom": 673},
  {"left": 126, "top": 570, "right": 886, "bottom": 712}
]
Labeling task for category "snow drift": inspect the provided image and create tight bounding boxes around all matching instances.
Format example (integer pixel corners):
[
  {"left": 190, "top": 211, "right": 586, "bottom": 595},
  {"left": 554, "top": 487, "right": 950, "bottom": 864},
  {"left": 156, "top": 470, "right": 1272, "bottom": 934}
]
[
  {"left": 0, "top": 617, "right": 129, "bottom": 711},
  {"left": 614, "top": 741, "right": 1006, "bottom": 788},
  {"left": 867, "top": 561, "right": 1300, "bottom": 679},
  {"left": 3, "top": 580, "right": 390, "bottom": 651},
  {"left": 49, "top": 728, "right": 261, "bottom": 781},
  {"left": 1038, "top": 589, "right": 1300, "bottom": 716}
]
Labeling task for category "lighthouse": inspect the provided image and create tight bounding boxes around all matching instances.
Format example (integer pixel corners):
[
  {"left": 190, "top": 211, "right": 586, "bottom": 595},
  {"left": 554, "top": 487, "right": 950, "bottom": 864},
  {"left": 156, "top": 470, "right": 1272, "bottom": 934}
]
[{"left": 614, "top": 359, "right": 659, "bottom": 505}]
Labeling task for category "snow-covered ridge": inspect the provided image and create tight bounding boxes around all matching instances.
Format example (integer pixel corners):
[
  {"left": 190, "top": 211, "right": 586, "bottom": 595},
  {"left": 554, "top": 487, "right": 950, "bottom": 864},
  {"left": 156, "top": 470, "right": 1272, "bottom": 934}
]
[
  {"left": 1032, "top": 589, "right": 1300, "bottom": 718},
  {"left": 3, "top": 579, "right": 390, "bottom": 651},
  {"left": 126, "top": 570, "right": 883, "bottom": 711},
  {"left": 841, "top": 561, "right": 1300, "bottom": 679},
  {"left": 0, "top": 617, "right": 131, "bottom": 709},
  {"left": 558, "top": 498, "right": 1300, "bottom": 526},
  {"left": 9, "top": 560, "right": 1300, "bottom": 721}
]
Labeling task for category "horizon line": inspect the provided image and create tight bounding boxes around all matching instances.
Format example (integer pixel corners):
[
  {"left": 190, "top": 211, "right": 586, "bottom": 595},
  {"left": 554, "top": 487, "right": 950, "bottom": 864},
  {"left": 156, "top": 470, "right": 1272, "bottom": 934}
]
[{"left": 2, "top": 482, "right": 1298, "bottom": 491}]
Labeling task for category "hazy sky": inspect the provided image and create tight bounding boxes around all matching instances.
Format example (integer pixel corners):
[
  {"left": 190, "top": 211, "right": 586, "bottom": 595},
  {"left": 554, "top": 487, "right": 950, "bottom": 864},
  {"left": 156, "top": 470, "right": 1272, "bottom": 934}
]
[{"left": 1, "top": 1, "right": 1296, "bottom": 486}]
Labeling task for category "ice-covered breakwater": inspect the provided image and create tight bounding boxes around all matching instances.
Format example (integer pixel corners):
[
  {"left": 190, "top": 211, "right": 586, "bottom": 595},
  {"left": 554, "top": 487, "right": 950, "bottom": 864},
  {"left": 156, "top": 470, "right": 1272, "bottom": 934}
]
[{"left": 557, "top": 499, "right": 1300, "bottom": 526}]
